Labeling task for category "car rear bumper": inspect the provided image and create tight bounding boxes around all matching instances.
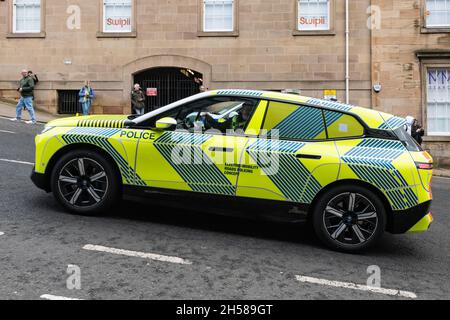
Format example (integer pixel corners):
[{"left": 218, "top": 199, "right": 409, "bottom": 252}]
[
  {"left": 389, "top": 200, "right": 432, "bottom": 234},
  {"left": 30, "top": 167, "right": 50, "bottom": 192}
]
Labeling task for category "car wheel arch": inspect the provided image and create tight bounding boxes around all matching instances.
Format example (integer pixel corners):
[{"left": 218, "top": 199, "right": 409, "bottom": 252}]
[
  {"left": 44, "top": 143, "right": 123, "bottom": 192},
  {"left": 308, "top": 179, "right": 393, "bottom": 229}
]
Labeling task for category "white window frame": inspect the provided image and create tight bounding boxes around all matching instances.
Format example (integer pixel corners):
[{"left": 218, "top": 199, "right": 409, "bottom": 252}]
[
  {"left": 426, "top": 67, "right": 450, "bottom": 136},
  {"left": 12, "top": 0, "right": 41, "bottom": 33},
  {"left": 102, "top": 0, "right": 133, "bottom": 33},
  {"left": 425, "top": 0, "right": 450, "bottom": 28},
  {"left": 297, "top": 0, "right": 331, "bottom": 32},
  {"left": 203, "top": 0, "right": 235, "bottom": 33}
]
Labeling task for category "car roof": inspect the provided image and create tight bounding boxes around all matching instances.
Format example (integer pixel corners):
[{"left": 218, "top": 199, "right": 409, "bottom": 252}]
[{"left": 134, "top": 89, "right": 406, "bottom": 131}]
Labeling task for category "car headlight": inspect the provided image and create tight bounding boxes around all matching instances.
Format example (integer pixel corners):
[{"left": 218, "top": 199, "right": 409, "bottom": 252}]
[{"left": 40, "top": 126, "right": 55, "bottom": 134}]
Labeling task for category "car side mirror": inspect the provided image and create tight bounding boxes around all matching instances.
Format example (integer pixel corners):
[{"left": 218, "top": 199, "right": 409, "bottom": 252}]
[{"left": 155, "top": 117, "right": 177, "bottom": 131}]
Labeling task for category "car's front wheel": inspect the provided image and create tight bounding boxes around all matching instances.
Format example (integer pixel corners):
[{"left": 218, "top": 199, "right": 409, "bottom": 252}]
[
  {"left": 312, "top": 185, "right": 386, "bottom": 252},
  {"left": 50, "top": 149, "right": 121, "bottom": 215}
]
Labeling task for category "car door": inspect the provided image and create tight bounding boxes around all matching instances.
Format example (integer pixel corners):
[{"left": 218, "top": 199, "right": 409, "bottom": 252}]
[
  {"left": 134, "top": 96, "right": 260, "bottom": 196},
  {"left": 236, "top": 100, "right": 341, "bottom": 204}
]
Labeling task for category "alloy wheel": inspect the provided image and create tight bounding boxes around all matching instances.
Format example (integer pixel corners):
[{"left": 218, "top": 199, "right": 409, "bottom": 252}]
[
  {"left": 57, "top": 157, "right": 109, "bottom": 208},
  {"left": 323, "top": 192, "right": 378, "bottom": 246}
]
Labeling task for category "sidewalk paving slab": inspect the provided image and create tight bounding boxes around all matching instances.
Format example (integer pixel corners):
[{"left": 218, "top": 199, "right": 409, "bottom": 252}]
[{"left": 0, "top": 99, "right": 62, "bottom": 123}]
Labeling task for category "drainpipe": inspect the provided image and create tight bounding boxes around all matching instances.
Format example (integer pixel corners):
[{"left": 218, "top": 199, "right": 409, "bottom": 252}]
[{"left": 345, "top": 0, "right": 350, "bottom": 104}]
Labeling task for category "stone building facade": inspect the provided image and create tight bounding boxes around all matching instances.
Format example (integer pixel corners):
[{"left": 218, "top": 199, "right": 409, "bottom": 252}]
[
  {"left": 0, "top": 0, "right": 371, "bottom": 112},
  {"left": 371, "top": 0, "right": 450, "bottom": 166},
  {"left": 0, "top": 0, "right": 449, "bottom": 164}
]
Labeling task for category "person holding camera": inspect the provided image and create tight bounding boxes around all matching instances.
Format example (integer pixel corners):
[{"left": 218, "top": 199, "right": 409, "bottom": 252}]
[
  {"left": 79, "top": 81, "right": 95, "bottom": 116},
  {"left": 405, "top": 116, "right": 425, "bottom": 145}
]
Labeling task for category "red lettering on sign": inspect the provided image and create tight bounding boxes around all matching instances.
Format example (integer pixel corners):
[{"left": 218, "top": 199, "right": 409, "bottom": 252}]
[
  {"left": 106, "top": 17, "right": 131, "bottom": 27},
  {"left": 299, "top": 16, "right": 326, "bottom": 27},
  {"left": 146, "top": 88, "right": 157, "bottom": 96}
]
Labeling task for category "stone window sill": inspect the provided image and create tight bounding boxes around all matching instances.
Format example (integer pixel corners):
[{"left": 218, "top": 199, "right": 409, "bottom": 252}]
[
  {"left": 197, "top": 31, "right": 239, "bottom": 37},
  {"left": 421, "top": 27, "right": 450, "bottom": 34},
  {"left": 293, "top": 30, "right": 336, "bottom": 36},
  {"left": 424, "top": 135, "right": 450, "bottom": 142},
  {"left": 6, "top": 32, "right": 46, "bottom": 39},
  {"left": 96, "top": 31, "right": 137, "bottom": 38}
]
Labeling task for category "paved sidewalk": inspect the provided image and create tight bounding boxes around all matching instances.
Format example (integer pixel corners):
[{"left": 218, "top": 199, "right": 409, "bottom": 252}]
[
  {"left": 434, "top": 168, "right": 450, "bottom": 179},
  {"left": 0, "top": 99, "right": 62, "bottom": 124}
]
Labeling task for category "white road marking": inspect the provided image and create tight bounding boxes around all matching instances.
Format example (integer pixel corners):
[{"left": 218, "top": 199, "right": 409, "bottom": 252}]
[
  {"left": 295, "top": 275, "right": 417, "bottom": 299},
  {"left": 83, "top": 244, "right": 193, "bottom": 265},
  {"left": 0, "top": 129, "right": 15, "bottom": 134},
  {"left": 0, "top": 232, "right": 4, "bottom": 236},
  {"left": 40, "top": 294, "right": 82, "bottom": 301},
  {"left": 0, "top": 159, "right": 34, "bottom": 166}
]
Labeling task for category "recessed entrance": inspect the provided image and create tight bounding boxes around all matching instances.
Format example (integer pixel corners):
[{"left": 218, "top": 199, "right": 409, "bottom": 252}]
[{"left": 133, "top": 67, "right": 203, "bottom": 112}]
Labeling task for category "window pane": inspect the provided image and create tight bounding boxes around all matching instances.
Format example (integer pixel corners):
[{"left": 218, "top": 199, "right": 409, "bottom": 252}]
[
  {"left": 104, "top": 0, "right": 132, "bottom": 32},
  {"left": 204, "top": 0, "right": 234, "bottom": 32},
  {"left": 427, "top": 68, "right": 450, "bottom": 135},
  {"left": 263, "top": 102, "right": 327, "bottom": 140},
  {"left": 426, "top": 0, "right": 450, "bottom": 27},
  {"left": 14, "top": 0, "right": 40, "bottom": 33},
  {"left": 298, "top": 0, "right": 330, "bottom": 31},
  {"left": 324, "top": 111, "right": 365, "bottom": 138}
]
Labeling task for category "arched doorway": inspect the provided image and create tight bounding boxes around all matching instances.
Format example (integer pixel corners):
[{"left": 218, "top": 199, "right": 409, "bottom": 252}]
[{"left": 133, "top": 67, "right": 203, "bottom": 112}]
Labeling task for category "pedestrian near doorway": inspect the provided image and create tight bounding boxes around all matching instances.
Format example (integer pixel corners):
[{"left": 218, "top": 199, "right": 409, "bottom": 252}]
[
  {"left": 131, "top": 84, "right": 146, "bottom": 115},
  {"left": 79, "top": 81, "right": 94, "bottom": 116},
  {"left": 10, "top": 69, "right": 36, "bottom": 124}
]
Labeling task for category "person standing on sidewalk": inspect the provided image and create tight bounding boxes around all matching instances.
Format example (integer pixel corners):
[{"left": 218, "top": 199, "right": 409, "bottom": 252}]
[
  {"left": 131, "top": 84, "right": 146, "bottom": 115},
  {"left": 11, "top": 69, "right": 36, "bottom": 124},
  {"left": 79, "top": 81, "right": 94, "bottom": 116},
  {"left": 25, "top": 70, "right": 39, "bottom": 111}
]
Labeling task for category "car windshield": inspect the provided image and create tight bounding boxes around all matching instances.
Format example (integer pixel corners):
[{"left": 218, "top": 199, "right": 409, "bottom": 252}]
[
  {"left": 394, "top": 127, "right": 422, "bottom": 152},
  {"left": 204, "top": 101, "right": 244, "bottom": 116}
]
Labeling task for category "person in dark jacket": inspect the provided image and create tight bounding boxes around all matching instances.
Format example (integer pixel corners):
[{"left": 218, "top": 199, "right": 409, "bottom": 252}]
[
  {"left": 11, "top": 69, "right": 36, "bottom": 124},
  {"left": 24, "top": 70, "right": 39, "bottom": 110},
  {"left": 131, "top": 84, "right": 146, "bottom": 115},
  {"left": 79, "top": 81, "right": 95, "bottom": 116},
  {"left": 405, "top": 116, "right": 425, "bottom": 145},
  {"left": 411, "top": 119, "right": 425, "bottom": 145}
]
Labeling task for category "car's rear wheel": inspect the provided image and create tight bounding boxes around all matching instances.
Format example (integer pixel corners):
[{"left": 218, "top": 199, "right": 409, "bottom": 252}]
[
  {"left": 50, "top": 149, "right": 121, "bottom": 215},
  {"left": 312, "top": 185, "right": 386, "bottom": 253}
]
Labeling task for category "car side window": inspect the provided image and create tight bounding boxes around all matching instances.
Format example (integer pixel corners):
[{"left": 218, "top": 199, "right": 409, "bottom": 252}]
[
  {"left": 149, "top": 97, "right": 258, "bottom": 134},
  {"left": 262, "top": 101, "right": 327, "bottom": 140},
  {"left": 324, "top": 110, "right": 364, "bottom": 139}
]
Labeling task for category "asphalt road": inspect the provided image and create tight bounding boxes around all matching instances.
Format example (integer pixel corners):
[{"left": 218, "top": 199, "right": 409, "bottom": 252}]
[{"left": 0, "top": 116, "right": 449, "bottom": 300}]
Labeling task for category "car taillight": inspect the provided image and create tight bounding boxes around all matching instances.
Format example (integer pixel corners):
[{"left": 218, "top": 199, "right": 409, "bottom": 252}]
[{"left": 416, "top": 162, "right": 433, "bottom": 170}]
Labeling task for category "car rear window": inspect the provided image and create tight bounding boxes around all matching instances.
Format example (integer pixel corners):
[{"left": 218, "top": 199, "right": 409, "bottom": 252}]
[{"left": 394, "top": 127, "right": 423, "bottom": 152}]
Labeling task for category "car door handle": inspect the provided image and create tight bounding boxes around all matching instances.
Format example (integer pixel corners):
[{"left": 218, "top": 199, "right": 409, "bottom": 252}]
[
  {"left": 296, "top": 154, "right": 322, "bottom": 160},
  {"left": 209, "top": 147, "right": 234, "bottom": 153}
]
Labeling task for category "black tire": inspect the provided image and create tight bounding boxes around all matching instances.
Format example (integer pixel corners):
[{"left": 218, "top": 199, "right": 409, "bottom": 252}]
[
  {"left": 312, "top": 185, "right": 386, "bottom": 253},
  {"left": 50, "top": 149, "right": 121, "bottom": 215}
]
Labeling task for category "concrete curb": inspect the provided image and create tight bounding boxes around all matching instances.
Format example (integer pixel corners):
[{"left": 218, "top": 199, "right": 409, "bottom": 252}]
[
  {"left": 433, "top": 170, "right": 450, "bottom": 179},
  {"left": 0, "top": 114, "right": 47, "bottom": 125}
]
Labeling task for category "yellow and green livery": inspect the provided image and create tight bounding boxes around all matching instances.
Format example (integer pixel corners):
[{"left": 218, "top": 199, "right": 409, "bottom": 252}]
[{"left": 31, "top": 90, "right": 434, "bottom": 252}]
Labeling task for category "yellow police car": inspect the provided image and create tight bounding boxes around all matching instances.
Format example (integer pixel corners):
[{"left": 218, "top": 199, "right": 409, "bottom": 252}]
[{"left": 31, "top": 90, "right": 434, "bottom": 252}]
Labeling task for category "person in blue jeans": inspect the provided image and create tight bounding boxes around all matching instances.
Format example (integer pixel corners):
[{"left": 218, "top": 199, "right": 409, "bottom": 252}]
[
  {"left": 11, "top": 69, "right": 36, "bottom": 124},
  {"left": 79, "top": 81, "right": 95, "bottom": 116}
]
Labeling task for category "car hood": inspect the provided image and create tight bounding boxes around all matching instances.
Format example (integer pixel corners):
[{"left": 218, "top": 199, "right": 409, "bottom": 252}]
[{"left": 47, "top": 115, "right": 130, "bottom": 128}]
